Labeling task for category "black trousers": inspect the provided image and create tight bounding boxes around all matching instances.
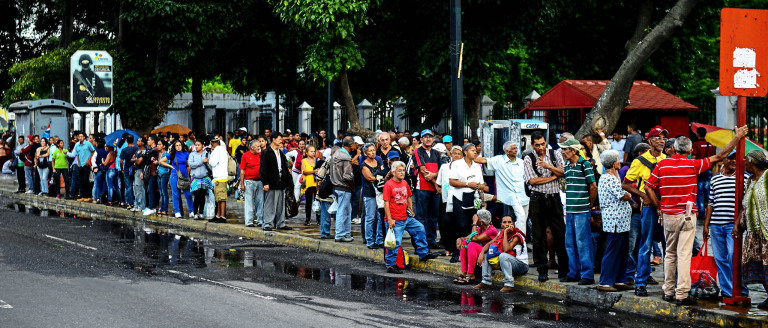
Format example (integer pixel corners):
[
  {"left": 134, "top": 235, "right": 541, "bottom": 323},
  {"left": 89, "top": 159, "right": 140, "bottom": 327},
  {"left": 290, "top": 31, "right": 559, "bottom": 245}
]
[
  {"left": 529, "top": 192, "right": 569, "bottom": 277},
  {"left": 193, "top": 188, "right": 206, "bottom": 215},
  {"left": 52, "top": 169, "right": 70, "bottom": 198},
  {"left": 304, "top": 187, "right": 317, "bottom": 222},
  {"left": 15, "top": 166, "right": 25, "bottom": 191},
  {"left": 79, "top": 166, "right": 91, "bottom": 198}
]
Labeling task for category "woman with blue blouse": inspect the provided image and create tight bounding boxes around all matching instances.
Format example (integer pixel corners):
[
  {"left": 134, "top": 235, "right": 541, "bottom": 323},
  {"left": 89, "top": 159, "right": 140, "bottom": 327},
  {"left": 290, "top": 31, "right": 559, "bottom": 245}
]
[
  {"left": 160, "top": 140, "right": 193, "bottom": 218},
  {"left": 156, "top": 140, "right": 170, "bottom": 216},
  {"left": 596, "top": 150, "right": 634, "bottom": 292}
]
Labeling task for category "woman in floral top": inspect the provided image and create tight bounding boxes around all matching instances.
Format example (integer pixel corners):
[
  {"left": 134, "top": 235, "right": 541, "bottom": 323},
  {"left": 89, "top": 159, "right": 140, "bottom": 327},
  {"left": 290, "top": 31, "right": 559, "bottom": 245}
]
[{"left": 596, "top": 150, "right": 634, "bottom": 292}]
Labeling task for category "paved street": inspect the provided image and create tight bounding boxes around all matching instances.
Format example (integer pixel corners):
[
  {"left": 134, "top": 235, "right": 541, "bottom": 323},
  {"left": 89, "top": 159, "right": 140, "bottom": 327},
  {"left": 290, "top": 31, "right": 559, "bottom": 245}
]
[{"left": 0, "top": 204, "right": 682, "bottom": 327}]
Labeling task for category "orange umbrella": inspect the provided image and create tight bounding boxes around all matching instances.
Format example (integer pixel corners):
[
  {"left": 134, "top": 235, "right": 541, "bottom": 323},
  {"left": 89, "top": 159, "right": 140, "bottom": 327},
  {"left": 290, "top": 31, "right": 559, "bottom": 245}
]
[{"left": 151, "top": 124, "right": 191, "bottom": 135}]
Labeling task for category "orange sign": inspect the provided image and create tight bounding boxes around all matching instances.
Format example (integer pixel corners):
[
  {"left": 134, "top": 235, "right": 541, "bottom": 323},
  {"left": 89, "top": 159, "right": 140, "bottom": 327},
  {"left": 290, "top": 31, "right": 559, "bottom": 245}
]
[{"left": 720, "top": 8, "right": 768, "bottom": 97}]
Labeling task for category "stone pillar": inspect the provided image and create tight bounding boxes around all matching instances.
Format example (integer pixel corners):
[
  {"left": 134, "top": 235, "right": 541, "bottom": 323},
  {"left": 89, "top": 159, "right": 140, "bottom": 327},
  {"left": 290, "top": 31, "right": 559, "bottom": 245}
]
[
  {"left": 712, "top": 88, "right": 737, "bottom": 129},
  {"left": 357, "top": 99, "right": 374, "bottom": 130},
  {"left": 393, "top": 97, "right": 407, "bottom": 132},
  {"left": 278, "top": 105, "right": 287, "bottom": 132},
  {"left": 298, "top": 101, "right": 313, "bottom": 134},
  {"left": 480, "top": 95, "right": 496, "bottom": 120},
  {"left": 333, "top": 101, "right": 342, "bottom": 133}
]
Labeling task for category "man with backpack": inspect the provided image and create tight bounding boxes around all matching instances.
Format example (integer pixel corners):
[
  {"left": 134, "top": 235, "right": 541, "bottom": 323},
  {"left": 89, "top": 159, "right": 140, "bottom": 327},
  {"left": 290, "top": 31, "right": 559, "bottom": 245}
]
[
  {"left": 209, "top": 137, "right": 230, "bottom": 223},
  {"left": 330, "top": 137, "right": 356, "bottom": 242},
  {"left": 413, "top": 129, "right": 441, "bottom": 249},
  {"left": 621, "top": 126, "right": 667, "bottom": 296},
  {"left": 523, "top": 131, "right": 567, "bottom": 283}
]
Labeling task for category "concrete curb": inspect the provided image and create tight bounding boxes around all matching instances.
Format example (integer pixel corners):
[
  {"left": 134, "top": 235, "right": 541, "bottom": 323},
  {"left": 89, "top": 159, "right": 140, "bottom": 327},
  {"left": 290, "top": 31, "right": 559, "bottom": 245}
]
[{"left": 2, "top": 190, "right": 765, "bottom": 327}]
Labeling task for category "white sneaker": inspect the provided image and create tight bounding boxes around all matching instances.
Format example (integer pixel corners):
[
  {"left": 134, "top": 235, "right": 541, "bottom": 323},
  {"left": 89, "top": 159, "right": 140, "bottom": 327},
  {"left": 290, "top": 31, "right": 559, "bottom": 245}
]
[
  {"left": 174, "top": 213, "right": 182, "bottom": 218},
  {"left": 25, "top": 190, "right": 34, "bottom": 194},
  {"left": 142, "top": 208, "right": 156, "bottom": 216},
  {"left": 351, "top": 218, "right": 361, "bottom": 225}
]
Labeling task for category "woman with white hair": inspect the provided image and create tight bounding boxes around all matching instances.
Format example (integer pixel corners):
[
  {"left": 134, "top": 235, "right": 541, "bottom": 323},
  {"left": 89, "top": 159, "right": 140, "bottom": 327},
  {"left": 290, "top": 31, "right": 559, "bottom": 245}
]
[
  {"left": 597, "top": 150, "right": 634, "bottom": 291},
  {"left": 452, "top": 209, "right": 498, "bottom": 284}
]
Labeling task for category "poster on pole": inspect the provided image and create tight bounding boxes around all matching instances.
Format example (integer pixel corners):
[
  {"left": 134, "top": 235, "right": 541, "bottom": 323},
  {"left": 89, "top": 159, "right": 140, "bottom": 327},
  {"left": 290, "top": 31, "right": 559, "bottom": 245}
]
[
  {"left": 719, "top": 8, "right": 768, "bottom": 97},
  {"left": 70, "top": 50, "right": 113, "bottom": 111}
]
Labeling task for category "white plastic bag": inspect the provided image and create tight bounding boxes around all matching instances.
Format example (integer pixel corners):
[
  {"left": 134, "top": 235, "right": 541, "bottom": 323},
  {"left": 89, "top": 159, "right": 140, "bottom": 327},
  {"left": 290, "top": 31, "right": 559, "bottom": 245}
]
[
  {"left": 204, "top": 189, "right": 216, "bottom": 219},
  {"left": 384, "top": 228, "right": 397, "bottom": 250},
  {"left": 327, "top": 201, "right": 338, "bottom": 215},
  {"left": 312, "top": 200, "right": 320, "bottom": 214}
]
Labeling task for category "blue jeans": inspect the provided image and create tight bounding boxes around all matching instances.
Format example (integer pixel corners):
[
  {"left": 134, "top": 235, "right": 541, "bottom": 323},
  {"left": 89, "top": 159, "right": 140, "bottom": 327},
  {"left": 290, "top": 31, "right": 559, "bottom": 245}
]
[
  {"left": 696, "top": 170, "right": 712, "bottom": 218},
  {"left": 351, "top": 183, "right": 362, "bottom": 219},
  {"left": 415, "top": 190, "right": 439, "bottom": 244},
  {"left": 92, "top": 170, "right": 105, "bottom": 201},
  {"left": 169, "top": 171, "right": 193, "bottom": 214},
  {"left": 158, "top": 173, "right": 169, "bottom": 213},
  {"left": 334, "top": 190, "right": 352, "bottom": 239},
  {"left": 24, "top": 166, "right": 35, "bottom": 192},
  {"left": 363, "top": 197, "right": 382, "bottom": 247},
  {"left": 599, "top": 232, "right": 629, "bottom": 286},
  {"left": 70, "top": 165, "right": 81, "bottom": 197},
  {"left": 626, "top": 207, "right": 656, "bottom": 286},
  {"left": 385, "top": 216, "right": 429, "bottom": 266},
  {"left": 244, "top": 180, "right": 264, "bottom": 226},
  {"left": 482, "top": 253, "right": 529, "bottom": 287},
  {"left": 106, "top": 169, "right": 119, "bottom": 203},
  {"left": 320, "top": 200, "right": 333, "bottom": 238},
  {"left": 37, "top": 167, "right": 49, "bottom": 194},
  {"left": 710, "top": 224, "right": 737, "bottom": 297},
  {"left": 147, "top": 175, "right": 158, "bottom": 209},
  {"left": 123, "top": 170, "right": 134, "bottom": 205},
  {"left": 565, "top": 212, "right": 594, "bottom": 280},
  {"left": 133, "top": 171, "right": 146, "bottom": 210}
]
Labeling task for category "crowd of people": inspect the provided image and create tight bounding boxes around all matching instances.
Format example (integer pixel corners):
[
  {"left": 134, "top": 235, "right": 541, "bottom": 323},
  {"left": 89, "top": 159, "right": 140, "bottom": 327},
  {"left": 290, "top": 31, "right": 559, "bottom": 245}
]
[{"left": 3, "top": 122, "right": 768, "bottom": 306}]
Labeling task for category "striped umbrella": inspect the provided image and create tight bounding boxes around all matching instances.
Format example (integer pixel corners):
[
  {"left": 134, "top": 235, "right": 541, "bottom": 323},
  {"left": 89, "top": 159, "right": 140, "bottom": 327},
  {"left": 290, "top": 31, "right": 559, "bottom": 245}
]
[{"left": 690, "top": 123, "right": 765, "bottom": 153}]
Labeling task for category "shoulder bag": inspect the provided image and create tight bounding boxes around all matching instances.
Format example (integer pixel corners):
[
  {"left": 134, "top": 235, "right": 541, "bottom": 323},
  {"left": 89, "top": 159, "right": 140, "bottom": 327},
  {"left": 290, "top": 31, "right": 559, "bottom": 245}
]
[{"left": 175, "top": 156, "right": 191, "bottom": 190}]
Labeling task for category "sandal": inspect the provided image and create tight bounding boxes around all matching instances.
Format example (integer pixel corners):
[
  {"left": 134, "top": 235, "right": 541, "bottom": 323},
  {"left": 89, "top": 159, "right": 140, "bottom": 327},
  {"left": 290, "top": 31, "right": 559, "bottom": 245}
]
[
  {"left": 453, "top": 275, "right": 467, "bottom": 284},
  {"left": 456, "top": 276, "right": 474, "bottom": 285}
]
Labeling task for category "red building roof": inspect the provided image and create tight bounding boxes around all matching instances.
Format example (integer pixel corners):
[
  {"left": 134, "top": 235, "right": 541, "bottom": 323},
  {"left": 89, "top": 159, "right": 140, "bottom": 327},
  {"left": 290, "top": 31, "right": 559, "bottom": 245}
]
[{"left": 520, "top": 80, "right": 698, "bottom": 113}]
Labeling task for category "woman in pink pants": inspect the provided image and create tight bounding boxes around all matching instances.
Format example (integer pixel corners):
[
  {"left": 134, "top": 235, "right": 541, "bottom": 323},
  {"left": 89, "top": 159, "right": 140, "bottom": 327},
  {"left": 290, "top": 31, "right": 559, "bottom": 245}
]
[{"left": 454, "top": 210, "right": 498, "bottom": 284}]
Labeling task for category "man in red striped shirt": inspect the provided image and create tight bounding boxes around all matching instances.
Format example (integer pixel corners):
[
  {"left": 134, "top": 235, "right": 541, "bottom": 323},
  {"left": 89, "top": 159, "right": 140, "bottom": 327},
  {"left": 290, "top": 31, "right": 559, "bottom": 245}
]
[{"left": 645, "top": 125, "right": 748, "bottom": 305}]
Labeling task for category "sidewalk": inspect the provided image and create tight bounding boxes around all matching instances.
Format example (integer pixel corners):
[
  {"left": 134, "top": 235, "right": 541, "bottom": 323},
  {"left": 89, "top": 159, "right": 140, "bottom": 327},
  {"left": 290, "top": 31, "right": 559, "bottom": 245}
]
[{"left": 1, "top": 174, "right": 766, "bottom": 327}]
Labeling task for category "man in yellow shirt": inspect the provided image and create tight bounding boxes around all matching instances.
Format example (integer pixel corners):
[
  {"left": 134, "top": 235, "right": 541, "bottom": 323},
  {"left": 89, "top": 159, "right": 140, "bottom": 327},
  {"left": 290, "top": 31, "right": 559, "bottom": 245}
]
[
  {"left": 229, "top": 128, "right": 246, "bottom": 158},
  {"left": 620, "top": 125, "right": 667, "bottom": 297}
]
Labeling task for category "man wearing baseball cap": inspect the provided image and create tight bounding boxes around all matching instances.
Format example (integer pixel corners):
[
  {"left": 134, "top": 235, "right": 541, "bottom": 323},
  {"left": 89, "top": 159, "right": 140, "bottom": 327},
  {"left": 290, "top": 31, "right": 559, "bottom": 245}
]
[
  {"left": 413, "top": 129, "right": 441, "bottom": 248},
  {"left": 621, "top": 125, "right": 667, "bottom": 296}
]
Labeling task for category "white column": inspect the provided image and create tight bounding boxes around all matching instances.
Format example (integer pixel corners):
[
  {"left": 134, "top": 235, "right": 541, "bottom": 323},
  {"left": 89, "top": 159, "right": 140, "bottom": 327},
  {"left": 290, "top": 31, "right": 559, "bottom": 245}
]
[
  {"left": 278, "top": 105, "right": 287, "bottom": 132},
  {"left": 298, "top": 101, "right": 313, "bottom": 134},
  {"left": 393, "top": 97, "right": 407, "bottom": 132},
  {"left": 480, "top": 95, "right": 496, "bottom": 120},
  {"left": 357, "top": 99, "right": 374, "bottom": 130},
  {"left": 333, "top": 101, "right": 342, "bottom": 133}
]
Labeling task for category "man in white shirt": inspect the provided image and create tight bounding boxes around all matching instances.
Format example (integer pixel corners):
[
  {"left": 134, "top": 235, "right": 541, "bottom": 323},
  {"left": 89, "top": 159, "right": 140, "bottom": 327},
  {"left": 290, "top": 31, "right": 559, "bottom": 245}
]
[
  {"left": 611, "top": 132, "right": 625, "bottom": 163},
  {"left": 209, "top": 137, "right": 230, "bottom": 223},
  {"left": 474, "top": 141, "right": 529, "bottom": 234}
]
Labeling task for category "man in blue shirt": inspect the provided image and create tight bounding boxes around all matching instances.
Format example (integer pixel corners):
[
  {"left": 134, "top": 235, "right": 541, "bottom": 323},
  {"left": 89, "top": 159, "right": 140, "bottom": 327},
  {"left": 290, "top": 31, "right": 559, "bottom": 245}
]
[
  {"left": 474, "top": 140, "right": 529, "bottom": 235},
  {"left": 72, "top": 132, "right": 95, "bottom": 201}
]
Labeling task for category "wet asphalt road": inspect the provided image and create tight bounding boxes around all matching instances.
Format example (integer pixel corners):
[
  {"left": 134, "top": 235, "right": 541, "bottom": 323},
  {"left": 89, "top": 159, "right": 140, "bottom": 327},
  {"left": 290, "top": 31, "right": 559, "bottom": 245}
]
[{"left": 0, "top": 205, "right": 688, "bottom": 328}]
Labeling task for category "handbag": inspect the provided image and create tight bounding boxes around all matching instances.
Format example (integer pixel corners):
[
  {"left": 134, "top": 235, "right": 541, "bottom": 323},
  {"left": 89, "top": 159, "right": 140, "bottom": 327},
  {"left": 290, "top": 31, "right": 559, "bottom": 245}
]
[
  {"left": 690, "top": 241, "right": 718, "bottom": 283},
  {"left": 285, "top": 188, "right": 299, "bottom": 218},
  {"left": 175, "top": 157, "right": 190, "bottom": 190}
]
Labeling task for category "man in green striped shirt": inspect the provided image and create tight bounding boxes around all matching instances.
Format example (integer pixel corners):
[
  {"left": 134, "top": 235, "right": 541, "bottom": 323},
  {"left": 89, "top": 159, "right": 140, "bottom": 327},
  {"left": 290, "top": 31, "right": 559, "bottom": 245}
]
[{"left": 559, "top": 138, "right": 597, "bottom": 285}]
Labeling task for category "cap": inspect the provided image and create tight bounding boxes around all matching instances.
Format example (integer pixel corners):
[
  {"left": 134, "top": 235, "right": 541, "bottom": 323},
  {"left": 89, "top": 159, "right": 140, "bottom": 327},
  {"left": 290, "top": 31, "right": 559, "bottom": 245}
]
[
  {"left": 728, "top": 150, "right": 738, "bottom": 158},
  {"left": 647, "top": 125, "right": 668, "bottom": 138},
  {"left": 443, "top": 135, "right": 453, "bottom": 143},
  {"left": 398, "top": 137, "right": 410, "bottom": 146},
  {"left": 285, "top": 129, "right": 292, "bottom": 134},
  {"left": 239, "top": 127, "right": 247, "bottom": 132},
  {"left": 420, "top": 129, "right": 434, "bottom": 137},
  {"left": 211, "top": 137, "right": 222, "bottom": 143},
  {"left": 353, "top": 136, "right": 364, "bottom": 145},
  {"left": 387, "top": 150, "right": 401, "bottom": 160},
  {"left": 412, "top": 132, "right": 420, "bottom": 137},
  {"left": 433, "top": 143, "right": 447, "bottom": 153},
  {"left": 557, "top": 138, "right": 581, "bottom": 149},
  {"left": 634, "top": 143, "right": 651, "bottom": 155}
]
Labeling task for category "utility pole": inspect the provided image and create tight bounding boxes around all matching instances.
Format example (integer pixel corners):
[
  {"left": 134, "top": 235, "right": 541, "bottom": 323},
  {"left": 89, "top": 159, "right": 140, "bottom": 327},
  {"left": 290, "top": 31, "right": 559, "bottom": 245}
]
[{"left": 450, "top": 0, "right": 464, "bottom": 142}]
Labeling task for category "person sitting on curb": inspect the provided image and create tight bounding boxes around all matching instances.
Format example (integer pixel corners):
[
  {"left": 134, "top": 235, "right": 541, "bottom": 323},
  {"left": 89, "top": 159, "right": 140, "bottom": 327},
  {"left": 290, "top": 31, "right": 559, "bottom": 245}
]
[
  {"left": 453, "top": 210, "right": 498, "bottom": 284},
  {"left": 383, "top": 160, "right": 440, "bottom": 274},
  {"left": 474, "top": 215, "right": 529, "bottom": 293}
]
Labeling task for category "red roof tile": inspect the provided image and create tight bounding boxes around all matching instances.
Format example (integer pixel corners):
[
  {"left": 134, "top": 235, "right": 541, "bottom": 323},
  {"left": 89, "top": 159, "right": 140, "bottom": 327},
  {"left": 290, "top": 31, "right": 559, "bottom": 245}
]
[{"left": 521, "top": 80, "right": 698, "bottom": 113}]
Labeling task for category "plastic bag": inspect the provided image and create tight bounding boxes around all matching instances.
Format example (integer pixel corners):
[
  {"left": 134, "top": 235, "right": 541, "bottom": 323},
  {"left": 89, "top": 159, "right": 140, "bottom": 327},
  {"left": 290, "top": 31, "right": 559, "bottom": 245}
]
[
  {"left": 204, "top": 189, "right": 216, "bottom": 219},
  {"left": 328, "top": 201, "right": 338, "bottom": 215},
  {"left": 312, "top": 200, "right": 320, "bottom": 214},
  {"left": 384, "top": 227, "right": 397, "bottom": 250}
]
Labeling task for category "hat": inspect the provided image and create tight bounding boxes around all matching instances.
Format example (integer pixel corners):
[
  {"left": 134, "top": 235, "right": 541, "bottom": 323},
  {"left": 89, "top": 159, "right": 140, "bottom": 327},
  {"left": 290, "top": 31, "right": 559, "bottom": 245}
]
[
  {"left": 443, "top": 135, "right": 453, "bottom": 143},
  {"left": 239, "top": 127, "right": 247, "bottom": 132},
  {"left": 420, "top": 129, "right": 433, "bottom": 137},
  {"left": 557, "top": 138, "right": 581, "bottom": 149},
  {"left": 387, "top": 150, "right": 401, "bottom": 160},
  {"left": 728, "top": 150, "right": 738, "bottom": 158},
  {"left": 412, "top": 132, "right": 420, "bottom": 137},
  {"left": 398, "top": 137, "right": 410, "bottom": 146},
  {"left": 433, "top": 143, "right": 447, "bottom": 153},
  {"left": 286, "top": 129, "right": 292, "bottom": 133},
  {"left": 322, "top": 148, "right": 332, "bottom": 159},
  {"left": 211, "top": 136, "right": 222, "bottom": 143},
  {"left": 634, "top": 142, "right": 651, "bottom": 155},
  {"left": 353, "top": 136, "right": 364, "bottom": 145},
  {"left": 647, "top": 125, "right": 668, "bottom": 138}
]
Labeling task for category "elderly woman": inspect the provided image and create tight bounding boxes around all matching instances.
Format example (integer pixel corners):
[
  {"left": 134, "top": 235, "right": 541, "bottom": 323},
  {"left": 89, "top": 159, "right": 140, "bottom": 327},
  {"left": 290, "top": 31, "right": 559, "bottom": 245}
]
[
  {"left": 734, "top": 150, "right": 768, "bottom": 308},
  {"left": 596, "top": 150, "right": 634, "bottom": 292},
  {"left": 453, "top": 209, "right": 498, "bottom": 284}
]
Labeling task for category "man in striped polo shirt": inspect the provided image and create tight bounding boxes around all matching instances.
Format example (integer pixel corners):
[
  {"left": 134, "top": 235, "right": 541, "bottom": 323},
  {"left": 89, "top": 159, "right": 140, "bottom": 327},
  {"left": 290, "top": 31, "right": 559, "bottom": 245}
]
[
  {"left": 703, "top": 150, "right": 749, "bottom": 299},
  {"left": 645, "top": 126, "right": 747, "bottom": 305},
  {"left": 558, "top": 138, "right": 597, "bottom": 285}
]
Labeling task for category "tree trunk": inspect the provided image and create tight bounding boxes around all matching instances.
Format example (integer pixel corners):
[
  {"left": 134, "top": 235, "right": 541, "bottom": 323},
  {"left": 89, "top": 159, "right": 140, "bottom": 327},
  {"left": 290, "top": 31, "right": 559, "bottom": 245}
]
[
  {"left": 625, "top": 0, "right": 654, "bottom": 53},
  {"left": 191, "top": 77, "right": 205, "bottom": 134},
  {"left": 575, "top": 0, "right": 698, "bottom": 139},
  {"left": 338, "top": 69, "right": 370, "bottom": 136}
]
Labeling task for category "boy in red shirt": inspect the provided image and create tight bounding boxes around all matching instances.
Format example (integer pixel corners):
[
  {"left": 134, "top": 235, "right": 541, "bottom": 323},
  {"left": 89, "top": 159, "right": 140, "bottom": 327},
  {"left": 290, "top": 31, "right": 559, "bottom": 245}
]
[{"left": 384, "top": 161, "right": 439, "bottom": 273}]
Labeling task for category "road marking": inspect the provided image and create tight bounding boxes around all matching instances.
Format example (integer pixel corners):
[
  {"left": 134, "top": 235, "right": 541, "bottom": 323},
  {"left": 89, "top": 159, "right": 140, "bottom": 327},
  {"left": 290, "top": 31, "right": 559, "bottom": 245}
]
[
  {"left": 166, "top": 270, "right": 276, "bottom": 300},
  {"left": 43, "top": 234, "right": 97, "bottom": 251},
  {"left": 0, "top": 299, "right": 12, "bottom": 309}
]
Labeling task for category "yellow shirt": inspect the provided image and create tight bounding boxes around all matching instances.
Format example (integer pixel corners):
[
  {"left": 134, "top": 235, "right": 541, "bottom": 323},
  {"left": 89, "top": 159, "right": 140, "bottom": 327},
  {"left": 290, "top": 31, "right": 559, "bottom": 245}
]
[
  {"left": 302, "top": 158, "right": 316, "bottom": 189},
  {"left": 624, "top": 151, "right": 666, "bottom": 195},
  {"left": 228, "top": 138, "right": 241, "bottom": 158}
]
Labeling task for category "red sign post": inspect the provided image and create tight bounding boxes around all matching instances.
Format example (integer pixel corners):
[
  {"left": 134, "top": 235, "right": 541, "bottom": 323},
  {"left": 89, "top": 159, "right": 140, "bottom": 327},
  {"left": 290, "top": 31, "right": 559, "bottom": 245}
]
[{"left": 719, "top": 8, "right": 768, "bottom": 306}]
